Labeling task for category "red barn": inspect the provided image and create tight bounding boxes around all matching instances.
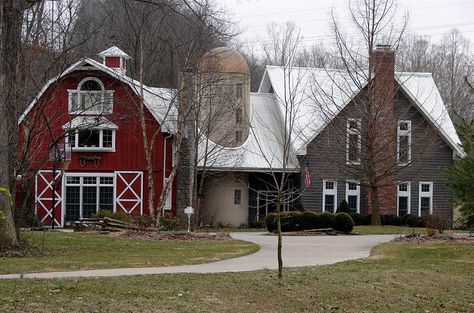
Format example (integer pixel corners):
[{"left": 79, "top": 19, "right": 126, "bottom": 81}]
[{"left": 18, "top": 47, "right": 176, "bottom": 227}]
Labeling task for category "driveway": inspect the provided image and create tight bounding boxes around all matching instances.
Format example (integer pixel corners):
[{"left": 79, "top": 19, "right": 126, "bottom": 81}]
[{"left": 0, "top": 233, "right": 396, "bottom": 280}]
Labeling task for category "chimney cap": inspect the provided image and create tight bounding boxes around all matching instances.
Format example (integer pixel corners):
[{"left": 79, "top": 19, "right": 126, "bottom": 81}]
[{"left": 374, "top": 44, "right": 392, "bottom": 51}]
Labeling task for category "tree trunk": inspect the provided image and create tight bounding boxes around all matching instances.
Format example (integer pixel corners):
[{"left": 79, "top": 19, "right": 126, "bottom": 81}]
[
  {"left": 277, "top": 199, "right": 283, "bottom": 279},
  {"left": 0, "top": 0, "right": 25, "bottom": 250},
  {"left": 370, "top": 185, "right": 381, "bottom": 225}
]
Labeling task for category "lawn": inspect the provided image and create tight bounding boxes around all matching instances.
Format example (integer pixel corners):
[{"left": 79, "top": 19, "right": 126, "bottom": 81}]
[
  {"left": 0, "top": 241, "right": 472, "bottom": 312},
  {"left": 354, "top": 225, "right": 427, "bottom": 235},
  {"left": 0, "top": 231, "right": 259, "bottom": 274}
]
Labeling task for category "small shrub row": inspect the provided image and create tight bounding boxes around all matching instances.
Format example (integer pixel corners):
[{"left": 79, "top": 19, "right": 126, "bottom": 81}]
[{"left": 264, "top": 211, "right": 354, "bottom": 233}]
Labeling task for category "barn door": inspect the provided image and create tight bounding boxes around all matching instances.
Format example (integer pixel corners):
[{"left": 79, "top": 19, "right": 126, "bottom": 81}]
[
  {"left": 115, "top": 171, "right": 143, "bottom": 214},
  {"left": 35, "top": 170, "right": 63, "bottom": 227}
]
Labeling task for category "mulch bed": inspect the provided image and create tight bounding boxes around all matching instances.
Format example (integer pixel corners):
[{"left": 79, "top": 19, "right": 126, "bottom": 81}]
[
  {"left": 105, "top": 230, "right": 232, "bottom": 241},
  {"left": 393, "top": 233, "right": 474, "bottom": 244}
]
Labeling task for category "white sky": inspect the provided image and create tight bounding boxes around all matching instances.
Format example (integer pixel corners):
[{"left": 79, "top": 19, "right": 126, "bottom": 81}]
[{"left": 216, "top": 0, "right": 474, "bottom": 52}]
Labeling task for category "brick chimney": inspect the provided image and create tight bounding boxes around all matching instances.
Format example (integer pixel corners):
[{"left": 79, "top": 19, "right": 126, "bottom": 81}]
[
  {"left": 368, "top": 44, "right": 398, "bottom": 216},
  {"left": 99, "top": 46, "right": 131, "bottom": 76}
]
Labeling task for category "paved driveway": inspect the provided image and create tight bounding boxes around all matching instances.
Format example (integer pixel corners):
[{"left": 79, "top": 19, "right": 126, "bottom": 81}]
[{"left": 0, "top": 233, "right": 396, "bottom": 280}]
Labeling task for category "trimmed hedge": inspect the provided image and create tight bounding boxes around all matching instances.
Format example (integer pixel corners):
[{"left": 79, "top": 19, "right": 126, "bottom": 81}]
[
  {"left": 264, "top": 211, "right": 353, "bottom": 233},
  {"left": 334, "top": 213, "right": 355, "bottom": 233}
]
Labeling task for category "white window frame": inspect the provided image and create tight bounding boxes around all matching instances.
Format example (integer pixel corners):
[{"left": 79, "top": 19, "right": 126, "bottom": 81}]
[
  {"left": 322, "top": 180, "right": 337, "bottom": 213},
  {"left": 63, "top": 173, "right": 116, "bottom": 222},
  {"left": 397, "top": 120, "right": 412, "bottom": 165},
  {"left": 418, "top": 182, "right": 433, "bottom": 217},
  {"left": 346, "top": 118, "right": 361, "bottom": 165},
  {"left": 66, "top": 128, "right": 116, "bottom": 152},
  {"left": 68, "top": 77, "right": 114, "bottom": 115},
  {"left": 345, "top": 181, "right": 360, "bottom": 213},
  {"left": 397, "top": 182, "right": 411, "bottom": 216}
]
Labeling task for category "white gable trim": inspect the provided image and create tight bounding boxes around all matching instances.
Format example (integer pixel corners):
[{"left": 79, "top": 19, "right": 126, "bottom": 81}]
[{"left": 18, "top": 58, "right": 176, "bottom": 133}]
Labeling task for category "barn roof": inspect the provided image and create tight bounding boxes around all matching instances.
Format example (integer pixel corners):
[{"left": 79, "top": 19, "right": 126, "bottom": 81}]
[
  {"left": 18, "top": 58, "right": 177, "bottom": 133},
  {"left": 259, "top": 65, "right": 463, "bottom": 156}
]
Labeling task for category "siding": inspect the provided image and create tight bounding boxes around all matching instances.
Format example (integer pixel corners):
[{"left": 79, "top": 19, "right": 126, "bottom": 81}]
[{"left": 300, "top": 88, "right": 455, "bottom": 220}]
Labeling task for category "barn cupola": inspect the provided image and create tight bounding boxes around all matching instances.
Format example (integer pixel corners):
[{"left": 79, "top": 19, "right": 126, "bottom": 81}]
[{"left": 99, "top": 46, "right": 131, "bottom": 76}]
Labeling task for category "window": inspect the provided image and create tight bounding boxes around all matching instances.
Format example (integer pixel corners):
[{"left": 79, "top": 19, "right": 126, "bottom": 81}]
[
  {"left": 234, "top": 189, "right": 242, "bottom": 205},
  {"left": 64, "top": 174, "right": 115, "bottom": 222},
  {"left": 346, "top": 119, "right": 361, "bottom": 164},
  {"left": 67, "top": 128, "right": 116, "bottom": 151},
  {"left": 68, "top": 77, "right": 114, "bottom": 114},
  {"left": 419, "top": 182, "right": 433, "bottom": 217},
  {"left": 397, "top": 182, "right": 411, "bottom": 216},
  {"left": 236, "top": 108, "right": 242, "bottom": 124},
  {"left": 397, "top": 120, "right": 411, "bottom": 165},
  {"left": 346, "top": 181, "right": 360, "bottom": 213},
  {"left": 236, "top": 83, "right": 243, "bottom": 98},
  {"left": 323, "top": 180, "right": 337, "bottom": 213}
]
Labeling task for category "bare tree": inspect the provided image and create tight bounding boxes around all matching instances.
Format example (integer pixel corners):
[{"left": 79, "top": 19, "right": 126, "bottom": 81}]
[{"left": 1, "top": 0, "right": 42, "bottom": 250}]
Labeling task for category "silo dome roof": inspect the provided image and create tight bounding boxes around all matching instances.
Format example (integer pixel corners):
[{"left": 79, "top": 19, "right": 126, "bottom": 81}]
[{"left": 199, "top": 47, "right": 249, "bottom": 74}]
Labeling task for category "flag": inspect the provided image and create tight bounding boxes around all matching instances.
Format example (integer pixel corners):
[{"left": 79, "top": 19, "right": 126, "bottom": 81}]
[{"left": 304, "top": 165, "right": 312, "bottom": 188}]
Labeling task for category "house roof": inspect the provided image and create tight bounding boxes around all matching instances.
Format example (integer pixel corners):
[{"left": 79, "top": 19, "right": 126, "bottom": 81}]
[
  {"left": 98, "top": 46, "right": 131, "bottom": 59},
  {"left": 259, "top": 65, "right": 463, "bottom": 156},
  {"left": 62, "top": 116, "right": 118, "bottom": 130},
  {"left": 18, "top": 58, "right": 177, "bottom": 133},
  {"left": 197, "top": 93, "right": 299, "bottom": 171}
]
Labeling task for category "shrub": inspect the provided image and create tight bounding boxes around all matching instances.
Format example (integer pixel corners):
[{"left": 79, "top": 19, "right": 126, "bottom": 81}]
[
  {"left": 291, "top": 200, "right": 304, "bottom": 212},
  {"left": 300, "top": 211, "right": 319, "bottom": 230},
  {"left": 160, "top": 214, "right": 185, "bottom": 231},
  {"left": 337, "top": 200, "right": 350, "bottom": 213},
  {"left": 381, "top": 214, "right": 402, "bottom": 226},
  {"left": 318, "top": 212, "right": 336, "bottom": 229},
  {"left": 264, "top": 213, "right": 277, "bottom": 232},
  {"left": 424, "top": 214, "right": 447, "bottom": 234},
  {"left": 280, "top": 211, "right": 303, "bottom": 232},
  {"left": 403, "top": 214, "right": 421, "bottom": 228},
  {"left": 349, "top": 213, "right": 363, "bottom": 226},
  {"left": 334, "top": 213, "right": 355, "bottom": 233},
  {"left": 131, "top": 215, "right": 153, "bottom": 231}
]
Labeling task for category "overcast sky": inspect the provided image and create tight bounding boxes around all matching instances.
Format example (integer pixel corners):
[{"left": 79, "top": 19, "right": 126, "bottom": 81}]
[{"left": 216, "top": 0, "right": 474, "bottom": 51}]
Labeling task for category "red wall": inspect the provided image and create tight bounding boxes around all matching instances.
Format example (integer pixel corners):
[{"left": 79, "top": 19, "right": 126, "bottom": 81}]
[
  {"left": 19, "top": 69, "right": 176, "bottom": 217},
  {"left": 105, "top": 57, "right": 121, "bottom": 68}
]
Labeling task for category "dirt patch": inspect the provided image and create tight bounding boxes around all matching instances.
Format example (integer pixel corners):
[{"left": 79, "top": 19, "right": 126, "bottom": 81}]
[
  {"left": 393, "top": 233, "right": 474, "bottom": 244},
  {"left": 105, "top": 230, "right": 232, "bottom": 241}
]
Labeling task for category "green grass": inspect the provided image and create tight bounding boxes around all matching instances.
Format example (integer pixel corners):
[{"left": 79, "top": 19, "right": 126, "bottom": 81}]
[
  {"left": 0, "top": 231, "right": 259, "bottom": 274},
  {"left": 354, "top": 225, "right": 427, "bottom": 235},
  {"left": 0, "top": 241, "right": 473, "bottom": 312}
]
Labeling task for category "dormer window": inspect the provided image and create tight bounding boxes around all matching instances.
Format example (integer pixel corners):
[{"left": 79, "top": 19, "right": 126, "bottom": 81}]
[{"left": 68, "top": 77, "right": 113, "bottom": 115}]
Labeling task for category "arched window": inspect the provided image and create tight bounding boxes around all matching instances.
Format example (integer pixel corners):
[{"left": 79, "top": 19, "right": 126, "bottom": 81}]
[
  {"left": 79, "top": 79, "right": 103, "bottom": 91},
  {"left": 68, "top": 77, "right": 113, "bottom": 114}
]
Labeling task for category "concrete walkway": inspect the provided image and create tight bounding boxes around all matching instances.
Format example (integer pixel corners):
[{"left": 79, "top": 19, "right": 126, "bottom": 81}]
[{"left": 0, "top": 233, "right": 396, "bottom": 280}]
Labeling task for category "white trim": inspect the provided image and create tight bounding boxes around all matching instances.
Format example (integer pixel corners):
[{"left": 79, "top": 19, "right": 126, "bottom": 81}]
[
  {"left": 114, "top": 171, "right": 143, "bottom": 215},
  {"left": 397, "top": 120, "right": 412, "bottom": 165},
  {"left": 78, "top": 76, "right": 105, "bottom": 90},
  {"left": 418, "top": 181, "right": 433, "bottom": 217},
  {"left": 322, "top": 180, "right": 337, "bottom": 213},
  {"left": 345, "top": 181, "right": 360, "bottom": 213},
  {"left": 63, "top": 173, "right": 116, "bottom": 223},
  {"left": 66, "top": 128, "right": 116, "bottom": 152},
  {"left": 397, "top": 181, "right": 411, "bottom": 216},
  {"left": 35, "top": 170, "right": 63, "bottom": 227}
]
